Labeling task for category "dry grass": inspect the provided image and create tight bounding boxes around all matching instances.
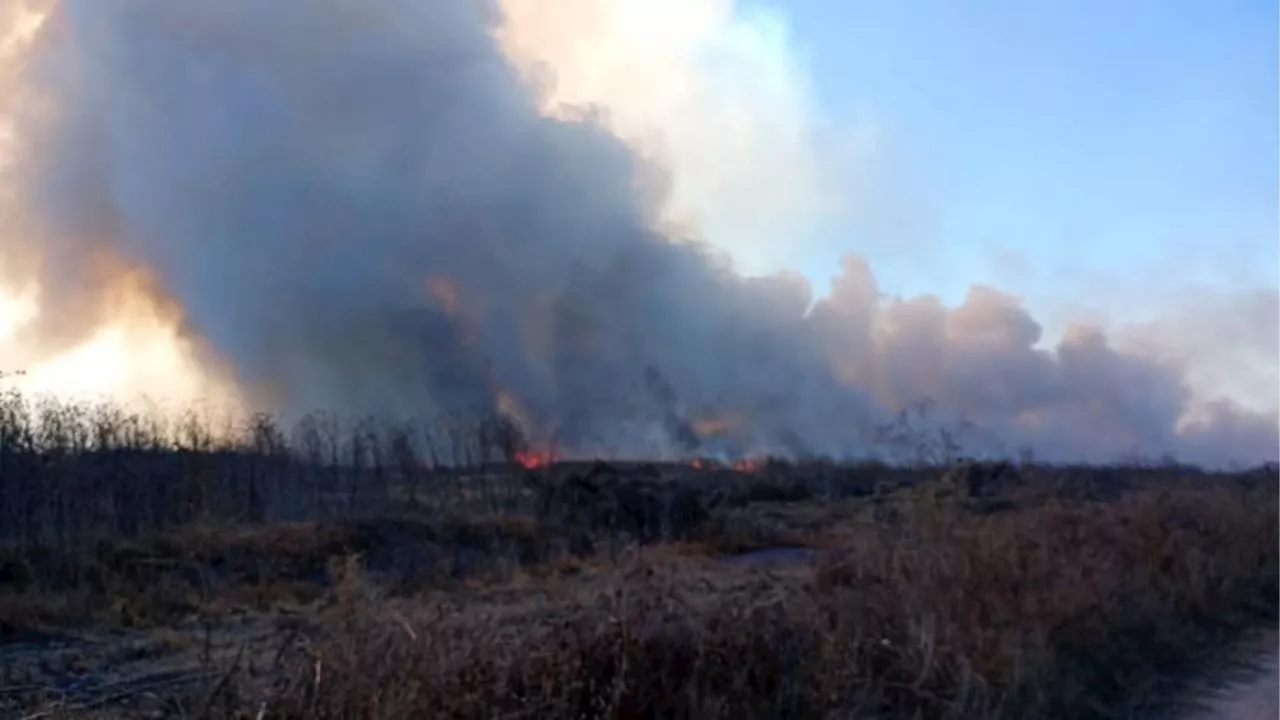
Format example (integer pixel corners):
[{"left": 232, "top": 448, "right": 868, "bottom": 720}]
[
  {"left": 0, "top": 393, "right": 1276, "bottom": 719},
  {"left": 210, "top": 484, "right": 1271, "bottom": 720}
]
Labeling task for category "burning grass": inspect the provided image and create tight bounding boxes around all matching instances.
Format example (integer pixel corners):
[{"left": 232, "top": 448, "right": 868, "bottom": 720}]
[{"left": 0, "top": 394, "right": 1276, "bottom": 718}]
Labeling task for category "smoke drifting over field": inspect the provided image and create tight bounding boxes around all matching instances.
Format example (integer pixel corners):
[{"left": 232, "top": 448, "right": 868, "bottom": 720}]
[{"left": 0, "top": 0, "right": 1275, "bottom": 465}]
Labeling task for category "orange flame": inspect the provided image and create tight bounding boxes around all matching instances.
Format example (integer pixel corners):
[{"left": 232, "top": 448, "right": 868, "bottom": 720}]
[{"left": 514, "top": 448, "right": 555, "bottom": 469}]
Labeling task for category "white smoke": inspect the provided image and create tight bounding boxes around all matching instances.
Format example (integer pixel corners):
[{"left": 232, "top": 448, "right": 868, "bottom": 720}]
[{"left": 0, "top": 0, "right": 1272, "bottom": 466}]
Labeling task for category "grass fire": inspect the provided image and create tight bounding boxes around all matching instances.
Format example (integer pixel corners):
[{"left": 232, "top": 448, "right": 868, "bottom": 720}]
[
  {"left": 0, "top": 1, "right": 1274, "bottom": 719},
  {"left": 0, "top": 393, "right": 1275, "bottom": 719}
]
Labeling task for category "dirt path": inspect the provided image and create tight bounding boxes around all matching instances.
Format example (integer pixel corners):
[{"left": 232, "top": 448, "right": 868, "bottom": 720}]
[{"left": 1181, "top": 629, "right": 1278, "bottom": 720}]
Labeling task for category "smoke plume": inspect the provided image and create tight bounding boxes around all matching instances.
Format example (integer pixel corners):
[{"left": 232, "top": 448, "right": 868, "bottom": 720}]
[{"left": 1, "top": 0, "right": 1275, "bottom": 465}]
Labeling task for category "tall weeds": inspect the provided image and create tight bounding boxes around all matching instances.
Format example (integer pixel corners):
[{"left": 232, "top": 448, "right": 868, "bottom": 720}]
[{"left": 0, "top": 391, "right": 545, "bottom": 550}]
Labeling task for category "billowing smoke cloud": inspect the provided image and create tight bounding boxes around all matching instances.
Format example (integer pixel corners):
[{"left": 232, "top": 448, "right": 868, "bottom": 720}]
[
  {"left": 3, "top": 0, "right": 1276, "bottom": 465},
  {"left": 496, "top": 0, "right": 857, "bottom": 276}
]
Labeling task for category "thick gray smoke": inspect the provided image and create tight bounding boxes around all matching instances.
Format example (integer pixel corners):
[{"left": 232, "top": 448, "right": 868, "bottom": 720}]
[{"left": 10, "top": 0, "right": 1278, "bottom": 465}]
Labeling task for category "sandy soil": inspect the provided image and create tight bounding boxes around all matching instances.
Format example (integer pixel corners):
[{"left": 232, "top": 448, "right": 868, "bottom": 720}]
[{"left": 1182, "top": 630, "right": 1278, "bottom": 720}]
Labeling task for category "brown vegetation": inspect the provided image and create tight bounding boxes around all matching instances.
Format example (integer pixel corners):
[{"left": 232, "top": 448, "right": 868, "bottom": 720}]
[{"left": 0, "top": 393, "right": 1275, "bottom": 719}]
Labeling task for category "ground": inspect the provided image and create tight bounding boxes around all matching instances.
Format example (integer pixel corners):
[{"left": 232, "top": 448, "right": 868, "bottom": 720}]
[
  {"left": 0, "top": 457, "right": 1276, "bottom": 719},
  {"left": 1176, "top": 629, "right": 1278, "bottom": 720}
]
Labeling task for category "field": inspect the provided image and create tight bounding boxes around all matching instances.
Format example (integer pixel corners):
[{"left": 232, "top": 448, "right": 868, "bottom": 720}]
[{"left": 0, "top": 394, "right": 1276, "bottom": 719}]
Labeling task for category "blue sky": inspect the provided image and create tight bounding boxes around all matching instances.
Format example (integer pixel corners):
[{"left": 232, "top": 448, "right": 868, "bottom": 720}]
[{"left": 761, "top": 0, "right": 1277, "bottom": 319}]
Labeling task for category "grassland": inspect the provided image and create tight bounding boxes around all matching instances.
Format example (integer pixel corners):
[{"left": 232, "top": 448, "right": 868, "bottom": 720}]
[{"left": 0, "top": 392, "right": 1275, "bottom": 719}]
